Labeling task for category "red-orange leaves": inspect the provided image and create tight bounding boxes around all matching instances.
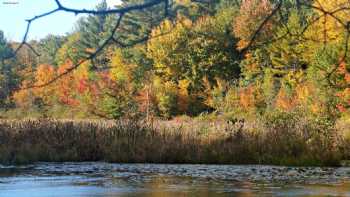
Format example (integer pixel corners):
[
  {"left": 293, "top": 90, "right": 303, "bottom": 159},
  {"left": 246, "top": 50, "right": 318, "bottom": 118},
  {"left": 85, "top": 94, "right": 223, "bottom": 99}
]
[{"left": 233, "top": 0, "right": 273, "bottom": 49}]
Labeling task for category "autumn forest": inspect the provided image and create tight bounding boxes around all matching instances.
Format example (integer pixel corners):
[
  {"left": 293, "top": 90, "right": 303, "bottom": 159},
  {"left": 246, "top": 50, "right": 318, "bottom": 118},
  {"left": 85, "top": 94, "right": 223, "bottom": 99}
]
[{"left": 2, "top": 0, "right": 350, "bottom": 165}]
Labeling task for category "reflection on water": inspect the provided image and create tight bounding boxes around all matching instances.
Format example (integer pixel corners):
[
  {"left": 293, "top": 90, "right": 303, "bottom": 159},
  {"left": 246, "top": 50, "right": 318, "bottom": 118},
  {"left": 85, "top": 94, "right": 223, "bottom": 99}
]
[{"left": 0, "top": 163, "right": 350, "bottom": 197}]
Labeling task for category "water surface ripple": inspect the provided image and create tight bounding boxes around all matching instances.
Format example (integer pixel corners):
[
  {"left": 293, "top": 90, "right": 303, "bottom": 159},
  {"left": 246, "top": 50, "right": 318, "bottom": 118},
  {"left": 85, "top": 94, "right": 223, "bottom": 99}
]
[{"left": 1, "top": 162, "right": 350, "bottom": 197}]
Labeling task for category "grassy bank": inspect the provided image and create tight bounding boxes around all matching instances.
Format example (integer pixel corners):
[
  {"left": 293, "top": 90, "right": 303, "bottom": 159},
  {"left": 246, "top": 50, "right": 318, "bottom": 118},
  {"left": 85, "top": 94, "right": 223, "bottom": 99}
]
[{"left": 1, "top": 112, "right": 350, "bottom": 166}]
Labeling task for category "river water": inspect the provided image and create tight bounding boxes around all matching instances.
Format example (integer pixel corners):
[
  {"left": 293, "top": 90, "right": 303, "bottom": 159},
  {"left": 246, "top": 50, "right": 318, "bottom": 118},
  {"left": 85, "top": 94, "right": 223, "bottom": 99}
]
[{"left": 1, "top": 163, "right": 350, "bottom": 197}]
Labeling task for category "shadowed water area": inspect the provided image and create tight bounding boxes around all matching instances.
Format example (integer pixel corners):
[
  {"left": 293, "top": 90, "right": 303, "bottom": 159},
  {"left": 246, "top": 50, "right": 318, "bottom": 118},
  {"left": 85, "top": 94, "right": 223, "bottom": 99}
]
[{"left": 1, "top": 163, "right": 350, "bottom": 196}]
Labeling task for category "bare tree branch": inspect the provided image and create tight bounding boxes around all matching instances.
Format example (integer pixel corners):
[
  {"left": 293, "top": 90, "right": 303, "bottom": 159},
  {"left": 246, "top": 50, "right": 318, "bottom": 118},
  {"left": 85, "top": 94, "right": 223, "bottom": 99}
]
[
  {"left": 239, "top": 0, "right": 283, "bottom": 54},
  {"left": 5, "top": 0, "right": 169, "bottom": 61},
  {"left": 21, "top": 13, "right": 125, "bottom": 89},
  {"left": 8, "top": 0, "right": 350, "bottom": 90},
  {"left": 8, "top": 0, "right": 171, "bottom": 89}
]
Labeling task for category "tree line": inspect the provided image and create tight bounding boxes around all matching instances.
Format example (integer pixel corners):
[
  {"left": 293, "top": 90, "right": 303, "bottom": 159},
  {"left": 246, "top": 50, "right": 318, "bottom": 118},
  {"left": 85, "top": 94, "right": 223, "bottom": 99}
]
[{"left": 1, "top": 0, "right": 350, "bottom": 121}]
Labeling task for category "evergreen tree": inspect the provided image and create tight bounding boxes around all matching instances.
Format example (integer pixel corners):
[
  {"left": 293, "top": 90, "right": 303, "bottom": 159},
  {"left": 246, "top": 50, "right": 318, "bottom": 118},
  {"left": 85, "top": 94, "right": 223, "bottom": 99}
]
[
  {"left": 37, "top": 35, "right": 65, "bottom": 66},
  {"left": 117, "top": 0, "right": 166, "bottom": 45},
  {"left": 76, "top": 0, "right": 109, "bottom": 53},
  {"left": 268, "top": 11, "right": 308, "bottom": 79},
  {"left": 0, "top": 30, "right": 16, "bottom": 108},
  {"left": 74, "top": 0, "right": 115, "bottom": 68}
]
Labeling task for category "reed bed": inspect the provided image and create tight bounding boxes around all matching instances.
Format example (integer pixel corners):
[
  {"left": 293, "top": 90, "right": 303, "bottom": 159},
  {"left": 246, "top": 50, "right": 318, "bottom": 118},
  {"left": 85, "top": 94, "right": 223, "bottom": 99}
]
[{"left": 0, "top": 118, "right": 348, "bottom": 166}]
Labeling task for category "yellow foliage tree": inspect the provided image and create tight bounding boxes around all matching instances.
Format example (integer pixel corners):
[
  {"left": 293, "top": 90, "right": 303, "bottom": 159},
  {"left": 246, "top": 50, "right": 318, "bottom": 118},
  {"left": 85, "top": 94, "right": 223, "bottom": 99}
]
[
  {"left": 306, "top": 0, "right": 350, "bottom": 45},
  {"left": 33, "top": 64, "right": 57, "bottom": 105}
]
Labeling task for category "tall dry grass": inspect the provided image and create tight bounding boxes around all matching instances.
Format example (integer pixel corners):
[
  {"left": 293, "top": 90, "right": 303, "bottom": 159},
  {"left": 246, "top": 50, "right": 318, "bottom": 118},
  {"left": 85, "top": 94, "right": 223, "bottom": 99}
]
[{"left": 0, "top": 115, "right": 348, "bottom": 166}]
